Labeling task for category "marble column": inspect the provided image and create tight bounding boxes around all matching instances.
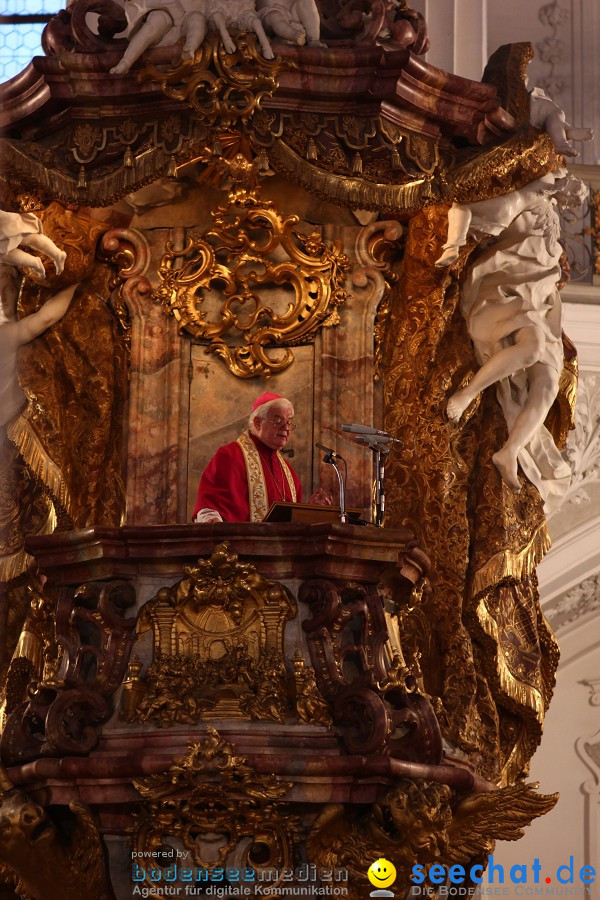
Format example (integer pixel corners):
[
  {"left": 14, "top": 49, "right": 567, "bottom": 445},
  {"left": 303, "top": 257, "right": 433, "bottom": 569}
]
[
  {"left": 315, "top": 220, "right": 402, "bottom": 514},
  {"left": 120, "top": 227, "right": 189, "bottom": 525}
]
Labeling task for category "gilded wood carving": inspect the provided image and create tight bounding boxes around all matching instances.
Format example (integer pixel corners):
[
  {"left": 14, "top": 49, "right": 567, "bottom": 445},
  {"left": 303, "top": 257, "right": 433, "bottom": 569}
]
[
  {"left": 155, "top": 155, "right": 350, "bottom": 377},
  {"left": 122, "top": 543, "right": 301, "bottom": 724}
]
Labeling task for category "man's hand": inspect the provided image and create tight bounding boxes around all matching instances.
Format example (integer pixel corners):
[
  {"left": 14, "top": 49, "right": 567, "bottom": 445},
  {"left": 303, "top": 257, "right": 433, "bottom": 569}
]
[
  {"left": 194, "top": 508, "right": 223, "bottom": 524},
  {"left": 309, "top": 488, "right": 333, "bottom": 506}
]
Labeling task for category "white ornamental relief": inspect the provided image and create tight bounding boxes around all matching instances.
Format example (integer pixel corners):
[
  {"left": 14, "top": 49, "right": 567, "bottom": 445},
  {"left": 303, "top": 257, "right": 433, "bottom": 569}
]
[
  {"left": 544, "top": 574, "right": 600, "bottom": 632},
  {"left": 536, "top": 1, "right": 569, "bottom": 97},
  {"left": 562, "top": 375, "right": 600, "bottom": 507},
  {"left": 581, "top": 679, "right": 600, "bottom": 708}
]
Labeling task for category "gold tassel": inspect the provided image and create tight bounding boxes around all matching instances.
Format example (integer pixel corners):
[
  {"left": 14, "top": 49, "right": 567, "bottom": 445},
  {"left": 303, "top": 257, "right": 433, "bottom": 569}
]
[
  {"left": 391, "top": 146, "right": 401, "bottom": 169},
  {"left": 257, "top": 149, "right": 269, "bottom": 172},
  {"left": 470, "top": 522, "right": 551, "bottom": 599},
  {"left": 7, "top": 414, "right": 72, "bottom": 518},
  {"left": 306, "top": 138, "right": 318, "bottom": 161},
  {"left": 77, "top": 166, "right": 87, "bottom": 190},
  {"left": 212, "top": 135, "right": 222, "bottom": 156},
  {"left": 270, "top": 140, "right": 427, "bottom": 213},
  {"left": 352, "top": 152, "right": 363, "bottom": 175},
  {"left": 0, "top": 506, "right": 55, "bottom": 584},
  {"left": 167, "top": 156, "right": 178, "bottom": 177},
  {"left": 124, "top": 148, "right": 133, "bottom": 168},
  {"left": 475, "top": 596, "right": 545, "bottom": 723}
]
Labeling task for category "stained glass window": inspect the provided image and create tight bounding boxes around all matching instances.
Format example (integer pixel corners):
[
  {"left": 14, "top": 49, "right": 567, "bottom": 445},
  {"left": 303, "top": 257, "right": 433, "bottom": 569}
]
[{"left": 0, "top": 2, "right": 64, "bottom": 82}]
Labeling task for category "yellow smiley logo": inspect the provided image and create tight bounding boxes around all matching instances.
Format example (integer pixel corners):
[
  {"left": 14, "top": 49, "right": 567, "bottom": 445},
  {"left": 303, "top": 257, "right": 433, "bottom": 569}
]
[{"left": 368, "top": 858, "right": 397, "bottom": 889}]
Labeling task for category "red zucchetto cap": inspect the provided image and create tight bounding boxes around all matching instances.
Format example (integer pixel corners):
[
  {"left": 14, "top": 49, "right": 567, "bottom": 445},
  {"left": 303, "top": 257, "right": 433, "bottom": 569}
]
[{"left": 251, "top": 392, "right": 284, "bottom": 412}]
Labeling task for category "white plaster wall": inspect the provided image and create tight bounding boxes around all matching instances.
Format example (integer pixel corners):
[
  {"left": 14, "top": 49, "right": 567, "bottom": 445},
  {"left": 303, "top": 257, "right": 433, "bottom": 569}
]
[
  {"left": 490, "top": 624, "right": 600, "bottom": 900},
  {"left": 411, "top": 0, "right": 488, "bottom": 81},
  {"left": 488, "top": 1, "right": 600, "bottom": 165}
]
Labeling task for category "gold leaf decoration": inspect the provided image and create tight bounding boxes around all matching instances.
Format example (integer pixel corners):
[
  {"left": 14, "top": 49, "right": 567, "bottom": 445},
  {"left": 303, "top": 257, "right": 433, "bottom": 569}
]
[
  {"left": 140, "top": 32, "right": 284, "bottom": 128},
  {"left": 121, "top": 542, "right": 297, "bottom": 725},
  {"left": 155, "top": 156, "right": 350, "bottom": 378},
  {"left": 131, "top": 726, "right": 300, "bottom": 881}
]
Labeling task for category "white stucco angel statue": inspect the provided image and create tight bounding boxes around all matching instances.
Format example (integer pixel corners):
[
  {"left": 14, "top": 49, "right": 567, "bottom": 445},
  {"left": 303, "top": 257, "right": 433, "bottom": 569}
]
[
  {"left": 110, "top": 0, "right": 275, "bottom": 75},
  {"left": 528, "top": 83, "right": 593, "bottom": 158},
  {"left": 0, "top": 210, "right": 66, "bottom": 277},
  {"left": 255, "top": 0, "right": 325, "bottom": 47},
  {"left": 435, "top": 168, "right": 588, "bottom": 512},
  {"left": 0, "top": 266, "right": 79, "bottom": 427}
]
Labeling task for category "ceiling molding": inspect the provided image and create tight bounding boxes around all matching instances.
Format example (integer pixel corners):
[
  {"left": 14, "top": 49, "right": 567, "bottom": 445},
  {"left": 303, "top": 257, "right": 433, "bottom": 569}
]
[
  {"left": 562, "top": 292, "right": 600, "bottom": 372},
  {"left": 538, "top": 513, "right": 600, "bottom": 605}
]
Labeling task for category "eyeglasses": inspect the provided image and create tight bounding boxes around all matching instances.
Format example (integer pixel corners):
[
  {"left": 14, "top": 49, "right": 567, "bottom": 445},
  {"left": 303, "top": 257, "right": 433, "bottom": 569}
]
[{"left": 266, "top": 416, "right": 296, "bottom": 430}]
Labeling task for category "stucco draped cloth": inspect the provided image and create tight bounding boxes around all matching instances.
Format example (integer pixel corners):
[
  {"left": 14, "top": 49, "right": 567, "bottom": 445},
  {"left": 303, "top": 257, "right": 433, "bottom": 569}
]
[
  {"left": 193, "top": 430, "right": 301, "bottom": 523},
  {"left": 382, "top": 204, "right": 567, "bottom": 785},
  {"left": 460, "top": 195, "right": 570, "bottom": 513},
  {"left": 0, "top": 210, "right": 43, "bottom": 257}
]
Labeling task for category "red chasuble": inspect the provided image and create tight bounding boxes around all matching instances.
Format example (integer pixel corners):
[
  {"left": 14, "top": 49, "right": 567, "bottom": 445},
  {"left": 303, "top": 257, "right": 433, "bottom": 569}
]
[{"left": 193, "top": 432, "right": 302, "bottom": 522}]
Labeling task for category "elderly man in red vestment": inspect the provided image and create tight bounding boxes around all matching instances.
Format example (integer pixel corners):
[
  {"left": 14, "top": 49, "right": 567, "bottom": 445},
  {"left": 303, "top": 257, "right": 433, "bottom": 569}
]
[{"left": 193, "top": 392, "right": 328, "bottom": 523}]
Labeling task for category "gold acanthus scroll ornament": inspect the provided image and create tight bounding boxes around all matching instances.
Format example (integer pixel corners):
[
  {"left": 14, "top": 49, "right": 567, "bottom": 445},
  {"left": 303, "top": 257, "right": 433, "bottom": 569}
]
[
  {"left": 140, "top": 32, "right": 283, "bottom": 128},
  {"left": 155, "top": 153, "right": 350, "bottom": 378}
]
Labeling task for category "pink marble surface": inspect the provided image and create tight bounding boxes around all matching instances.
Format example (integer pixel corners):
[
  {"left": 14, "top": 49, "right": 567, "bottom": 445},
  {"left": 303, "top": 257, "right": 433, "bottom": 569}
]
[
  {"left": 124, "top": 227, "right": 188, "bottom": 524},
  {"left": 315, "top": 222, "right": 395, "bottom": 514},
  {"left": 7, "top": 725, "right": 485, "bottom": 807},
  {"left": 25, "top": 521, "right": 413, "bottom": 587}
]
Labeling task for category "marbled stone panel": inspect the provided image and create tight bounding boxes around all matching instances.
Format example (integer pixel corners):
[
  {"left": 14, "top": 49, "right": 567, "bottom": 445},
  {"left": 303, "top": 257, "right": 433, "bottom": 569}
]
[{"left": 125, "top": 227, "right": 188, "bottom": 524}]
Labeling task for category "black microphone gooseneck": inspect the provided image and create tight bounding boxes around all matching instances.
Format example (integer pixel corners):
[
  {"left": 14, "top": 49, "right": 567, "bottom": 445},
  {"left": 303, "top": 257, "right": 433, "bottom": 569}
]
[{"left": 315, "top": 442, "right": 347, "bottom": 524}]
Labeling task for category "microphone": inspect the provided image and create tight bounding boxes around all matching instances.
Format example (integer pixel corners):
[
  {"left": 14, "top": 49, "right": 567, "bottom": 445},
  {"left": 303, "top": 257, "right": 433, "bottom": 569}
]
[
  {"left": 315, "top": 442, "right": 344, "bottom": 459},
  {"left": 342, "top": 423, "right": 389, "bottom": 436},
  {"left": 353, "top": 436, "right": 391, "bottom": 453},
  {"left": 353, "top": 434, "right": 402, "bottom": 446}
]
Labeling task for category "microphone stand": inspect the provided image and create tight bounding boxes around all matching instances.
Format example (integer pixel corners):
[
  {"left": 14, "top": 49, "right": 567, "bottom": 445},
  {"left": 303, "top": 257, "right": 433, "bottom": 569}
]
[
  {"left": 371, "top": 443, "right": 389, "bottom": 528},
  {"left": 318, "top": 448, "right": 347, "bottom": 524}
]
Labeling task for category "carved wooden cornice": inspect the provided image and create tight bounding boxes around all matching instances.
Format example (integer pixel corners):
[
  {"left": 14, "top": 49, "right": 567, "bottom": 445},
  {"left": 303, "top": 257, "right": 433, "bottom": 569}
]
[{"left": 0, "top": 3, "right": 549, "bottom": 215}]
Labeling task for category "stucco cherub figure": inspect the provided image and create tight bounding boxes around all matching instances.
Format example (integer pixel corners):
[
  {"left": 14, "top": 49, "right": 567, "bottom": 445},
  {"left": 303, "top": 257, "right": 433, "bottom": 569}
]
[
  {"left": 110, "top": 0, "right": 275, "bottom": 75},
  {"left": 0, "top": 209, "right": 66, "bottom": 277},
  {"left": 528, "top": 83, "right": 593, "bottom": 158},
  {"left": 435, "top": 169, "right": 587, "bottom": 512},
  {"left": 0, "top": 265, "right": 79, "bottom": 427},
  {"left": 256, "top": 0, "right": 325, "bottom": 47}
]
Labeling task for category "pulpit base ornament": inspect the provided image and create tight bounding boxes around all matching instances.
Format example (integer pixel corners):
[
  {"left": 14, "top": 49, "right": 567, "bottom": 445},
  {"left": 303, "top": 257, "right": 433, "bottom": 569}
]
[{"left": 0, "top": 527, "right": 564, "bottom": 898}]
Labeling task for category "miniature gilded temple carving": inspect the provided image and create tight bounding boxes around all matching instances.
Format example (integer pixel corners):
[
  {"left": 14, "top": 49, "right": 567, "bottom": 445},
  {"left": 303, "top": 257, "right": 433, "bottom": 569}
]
[{"left": 122, "top": 543, "right": 300, "bottom": 723}]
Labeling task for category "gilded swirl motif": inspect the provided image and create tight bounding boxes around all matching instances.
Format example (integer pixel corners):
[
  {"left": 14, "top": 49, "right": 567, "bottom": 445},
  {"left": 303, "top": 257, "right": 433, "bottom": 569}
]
[
  {"left": 155, "top": 162, "right": 350, "bottom": 378},
  {"left": 140, "top": 32, "right": 283, "bottom": 128}
]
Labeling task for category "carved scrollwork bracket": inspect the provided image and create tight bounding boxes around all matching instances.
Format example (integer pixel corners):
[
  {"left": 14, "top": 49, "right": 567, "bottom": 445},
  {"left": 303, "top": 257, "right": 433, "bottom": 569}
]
[
  {"left": 140, "top": 32, "right": 284, "bottom": 128},
  {"left": 100, "top": 226, "right": 153, "bottom": 344},
  {"left": 300, "top": 578, "right": 442, "bottom": 762},
  {"left": 1, "top": 580, "right": 137, "bottom": 766},
  {"left": 155, "top": 165, "right": 350, "bottom": 378}
]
